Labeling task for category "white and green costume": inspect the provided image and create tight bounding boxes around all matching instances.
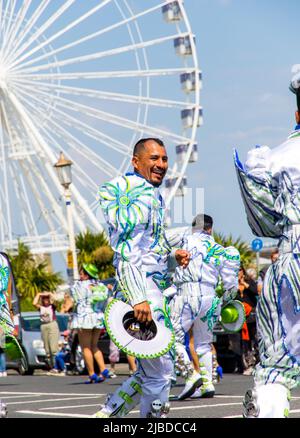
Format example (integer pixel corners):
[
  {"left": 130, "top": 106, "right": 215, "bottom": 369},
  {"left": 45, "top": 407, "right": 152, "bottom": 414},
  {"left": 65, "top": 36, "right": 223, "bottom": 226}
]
[
  {"left": 70, "top": 280, "right": 109, "bottom": 330},
  {"left": 0, "top": 254, "right": 17, "bottom": 418},
  {"left": 0, "top": 254, "right": 14, "bottom": 336},
  {"left": 98, "top": 172, "right": 175, "bottom": 418},
  {"left": 169, "top": 231, "right": 240, "bottom": 396},
  {"left": 235, "top": 125, "right": 300, "bottom": 417}
]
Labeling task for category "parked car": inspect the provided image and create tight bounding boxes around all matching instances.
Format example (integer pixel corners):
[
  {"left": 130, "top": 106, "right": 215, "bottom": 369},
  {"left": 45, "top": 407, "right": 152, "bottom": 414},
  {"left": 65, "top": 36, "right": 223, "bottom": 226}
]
[{"left": 6, "top": 312, "right": 69, "bottom": 375}]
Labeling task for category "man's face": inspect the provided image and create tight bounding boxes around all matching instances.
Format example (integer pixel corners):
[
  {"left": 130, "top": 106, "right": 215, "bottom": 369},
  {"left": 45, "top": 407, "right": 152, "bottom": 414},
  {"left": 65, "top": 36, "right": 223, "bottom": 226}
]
[{"left": 132, "top": 140, "right": 168, "bottom": 187}]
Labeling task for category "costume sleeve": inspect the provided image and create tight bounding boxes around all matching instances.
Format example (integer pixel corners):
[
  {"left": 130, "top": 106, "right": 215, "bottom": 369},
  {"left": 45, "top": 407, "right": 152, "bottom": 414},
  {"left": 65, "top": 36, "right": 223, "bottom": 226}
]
[
  {"left": 173, "top": 234, "right": 206, "bottom": 284},
  {"left": 166, "top": 229, "right": 188, "bottom": 250},
  {"left": 99, "top": 177, "right": 153, "bottom": 306},
  {"left": 234, "top": 146, "right": 282, "bottom": 238},
  {"left": 220, "top": 246, "right": 240, "bottom": 304}
]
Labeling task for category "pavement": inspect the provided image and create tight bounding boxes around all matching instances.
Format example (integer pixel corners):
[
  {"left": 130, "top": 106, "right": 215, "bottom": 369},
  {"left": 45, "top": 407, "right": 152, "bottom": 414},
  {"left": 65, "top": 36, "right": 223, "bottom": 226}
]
[{"left": 1, "top": 364, "right": 300, "bottom": 418}]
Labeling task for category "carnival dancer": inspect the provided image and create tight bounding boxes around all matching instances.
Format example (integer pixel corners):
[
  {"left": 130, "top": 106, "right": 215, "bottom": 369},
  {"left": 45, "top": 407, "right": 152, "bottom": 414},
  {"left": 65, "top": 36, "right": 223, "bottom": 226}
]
[
  {"left": 169, "top": 214, "right": 240, "bottom": 400},
  {"left": 0, "top": 253, "right": 23, "bottom": 418},
  {"left": 70, "top": 264, "right": 110, "bottom": 383},
  {"left": 235, "top": 65, "right": 300, "bottom": 418},
  {"left": 94, "top": 138, "right": 189, "bottom": 418}
]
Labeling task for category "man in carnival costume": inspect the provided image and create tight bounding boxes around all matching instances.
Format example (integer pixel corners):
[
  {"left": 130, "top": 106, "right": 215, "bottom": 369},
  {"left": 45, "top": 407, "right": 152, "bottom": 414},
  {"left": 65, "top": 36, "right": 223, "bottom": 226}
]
[
  {"left": 94, "top": 138, "right": 189, "bottom": 418},
  {"left": 235, "top": 66, "right": 300, "bottom": 418},
  {"left": 168, "top": 214, "right": 240, "bottom": 400},
  {"left": 0, "top": 253, "right": 23, "bottom": 418}
]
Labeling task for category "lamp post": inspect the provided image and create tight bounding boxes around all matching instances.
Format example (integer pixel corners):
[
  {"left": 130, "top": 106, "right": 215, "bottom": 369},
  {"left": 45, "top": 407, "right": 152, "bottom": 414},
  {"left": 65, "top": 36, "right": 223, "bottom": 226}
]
[{"left": 54, "top": 152, "right": 79, "bottom": 281}]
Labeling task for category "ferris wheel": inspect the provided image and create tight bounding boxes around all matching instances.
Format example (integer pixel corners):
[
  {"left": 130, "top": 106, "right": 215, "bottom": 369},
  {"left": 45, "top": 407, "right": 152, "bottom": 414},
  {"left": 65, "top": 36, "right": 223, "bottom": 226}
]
[{"left": 0, "top": 0, "right": 202, "bottom": 255}]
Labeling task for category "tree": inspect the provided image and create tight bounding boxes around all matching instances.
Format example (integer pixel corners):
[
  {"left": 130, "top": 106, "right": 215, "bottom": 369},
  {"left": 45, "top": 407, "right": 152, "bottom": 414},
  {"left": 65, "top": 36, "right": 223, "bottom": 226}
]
[
  {"left": 213, "top": 231, "right": 255, "bottom": 268},
  {"left": 76, "top": 230, "right": 115, "bottom": 279},
  {"left": 9, "top": 242, "right": 63, "bottom": 311}
]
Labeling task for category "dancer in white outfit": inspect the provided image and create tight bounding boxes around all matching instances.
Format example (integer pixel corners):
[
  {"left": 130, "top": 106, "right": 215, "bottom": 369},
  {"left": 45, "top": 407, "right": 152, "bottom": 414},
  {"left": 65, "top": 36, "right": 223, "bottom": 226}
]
[
  {"left": 169, "top": 215, "right": 240, "bottom": 399},
  {"left": 94, "top": 138, "right": 189, "bottom": 418},
  {"left": 235, "top": 66, "right": 300, "bottom": 418}
]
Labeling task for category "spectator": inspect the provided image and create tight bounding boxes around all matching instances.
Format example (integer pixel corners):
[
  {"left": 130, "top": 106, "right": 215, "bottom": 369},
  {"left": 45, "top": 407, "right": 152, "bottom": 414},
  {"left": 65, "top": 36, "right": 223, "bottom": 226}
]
[
  {"left": 237, "top": 266, "right": 259, "bottom": 375},
  {"left": 33, "top": 292, "right": 60, "bottom": 369},
  {"left": 47, "top": 331, "right": 71, "bottom": 376},
  {"left": 257, "top": 247, "right": 279, "bottom": 294},
  {"left": 0, "top": 326, "right": 7, "bottom": 377},
  {"left": 69, "top": 264, "right": 110, "bottom": 383}
]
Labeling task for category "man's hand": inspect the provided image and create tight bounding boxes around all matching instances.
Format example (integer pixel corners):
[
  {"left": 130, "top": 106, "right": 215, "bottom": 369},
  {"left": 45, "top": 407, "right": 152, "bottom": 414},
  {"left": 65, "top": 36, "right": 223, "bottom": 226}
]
[
  {"left": 133, "top": 301, "right": 152, "bottom": 323},
  {"left": 175, "top": 249, "right": 190, "bottom": 269}
]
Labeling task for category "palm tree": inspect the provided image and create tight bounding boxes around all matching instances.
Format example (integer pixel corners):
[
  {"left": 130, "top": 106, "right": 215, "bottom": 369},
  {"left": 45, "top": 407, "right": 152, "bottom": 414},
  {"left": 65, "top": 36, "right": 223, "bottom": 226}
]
[
  {"left": 76, "top": 230, "right": 115, "bottom": 279},
  {"left": 9, "top": 242, "right": 63, "bottom": 311},
  {"left": 213, "top": 231, "right": 255, "bottom": 268}
]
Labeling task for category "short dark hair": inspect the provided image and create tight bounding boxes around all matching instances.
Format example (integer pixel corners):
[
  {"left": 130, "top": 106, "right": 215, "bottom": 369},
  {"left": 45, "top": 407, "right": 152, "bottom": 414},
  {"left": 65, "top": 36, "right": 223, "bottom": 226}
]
[
  {"left": 192, "top": 214, "right": 213, "bottom": 231},
  {"left": 133, "top": 138, "right": 165, "bottom": 156}
]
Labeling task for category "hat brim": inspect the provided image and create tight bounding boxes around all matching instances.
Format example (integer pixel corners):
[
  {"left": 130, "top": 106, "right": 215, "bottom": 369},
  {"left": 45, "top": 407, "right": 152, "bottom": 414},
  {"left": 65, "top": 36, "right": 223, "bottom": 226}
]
[
  {"left": 220, "top": 300, "right": 245, "bottom": 333},
  {"left": 82, "top": 264, "right": 98, "bottom": 279},
  {"left": 104, "top": 299, "right": 175, "bottom": 359}
]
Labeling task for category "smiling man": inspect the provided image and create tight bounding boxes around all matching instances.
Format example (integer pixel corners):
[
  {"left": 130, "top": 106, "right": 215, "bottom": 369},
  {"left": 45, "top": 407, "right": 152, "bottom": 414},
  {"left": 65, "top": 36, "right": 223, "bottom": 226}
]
[{"left": 96, "top": 138, "right": 189, "bottom": 418}]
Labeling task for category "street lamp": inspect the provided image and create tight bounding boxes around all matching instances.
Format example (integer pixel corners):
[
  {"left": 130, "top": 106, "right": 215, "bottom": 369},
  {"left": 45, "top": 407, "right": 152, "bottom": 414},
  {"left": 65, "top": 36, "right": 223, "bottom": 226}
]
[{"left": 54, "top": 152, "right": 79, "bottom": 281}]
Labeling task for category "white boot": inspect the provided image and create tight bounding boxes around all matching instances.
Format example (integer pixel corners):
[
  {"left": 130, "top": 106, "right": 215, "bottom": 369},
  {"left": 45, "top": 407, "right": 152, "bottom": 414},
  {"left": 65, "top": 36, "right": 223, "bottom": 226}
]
[
  {"left": 0, "top": 400, "right": 7, "bottom": 418},
  {"left": 243, "top": 384, "right": 290, "bottom": 418},
  {"left": 177, "top": 370, "right": 203, "bottom": 400},
  {"left": 94, "top": 374, "right": 142, "bottom": 418},
  {"left": 196, "top": 351, "right": 215, "bottom": 398}
]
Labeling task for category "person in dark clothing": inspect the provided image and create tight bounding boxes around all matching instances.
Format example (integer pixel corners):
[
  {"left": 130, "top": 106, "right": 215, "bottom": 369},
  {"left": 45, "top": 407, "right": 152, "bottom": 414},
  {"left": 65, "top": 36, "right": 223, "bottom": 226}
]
[{"left": 237, "top": 266, "right": 259, "bottom": 374}]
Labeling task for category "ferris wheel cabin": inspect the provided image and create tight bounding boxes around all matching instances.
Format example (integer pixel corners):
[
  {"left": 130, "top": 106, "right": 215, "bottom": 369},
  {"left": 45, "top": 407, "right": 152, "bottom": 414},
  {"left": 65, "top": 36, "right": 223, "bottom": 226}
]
[
  {"left": 176, "top": 143, "right": 198, "bottom": 163},
  {"left": 180, "top": 72, "right": 202, "bottom": 93},
  {"left": 162, "top": 2, "right": 182, "bottom": 22}
]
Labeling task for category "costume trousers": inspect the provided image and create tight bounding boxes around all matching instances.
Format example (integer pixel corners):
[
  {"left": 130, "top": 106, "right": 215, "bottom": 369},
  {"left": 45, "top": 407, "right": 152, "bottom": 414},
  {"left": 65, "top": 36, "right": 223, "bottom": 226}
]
[
  {"left": 41, "top": 320, "right": 60, "bottom": 367},
  {"left": 170, "top": 283, "right": 220, "bottom": 363},
  {"left": 105, "top": 275, "right": 173, "bottom": 418},
  {"left": 255, "top": 253, "right": 300, "bottom": 390},
  {"left": 137, "top": 281, "right": 173, "bottom": 417}
]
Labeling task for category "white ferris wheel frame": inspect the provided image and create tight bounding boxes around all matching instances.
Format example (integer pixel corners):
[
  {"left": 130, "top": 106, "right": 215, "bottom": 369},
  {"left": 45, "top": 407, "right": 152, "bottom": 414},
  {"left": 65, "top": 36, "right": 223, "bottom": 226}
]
[{"left": 0, "top": 0, "right": 201, "bottom": 255}]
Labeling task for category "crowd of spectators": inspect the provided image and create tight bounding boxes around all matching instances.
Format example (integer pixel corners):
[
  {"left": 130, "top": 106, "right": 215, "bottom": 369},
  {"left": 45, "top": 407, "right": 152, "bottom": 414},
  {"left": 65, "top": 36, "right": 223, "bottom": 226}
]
[{"left": 226, "top": 248, "right": 279, "bottom": 375}]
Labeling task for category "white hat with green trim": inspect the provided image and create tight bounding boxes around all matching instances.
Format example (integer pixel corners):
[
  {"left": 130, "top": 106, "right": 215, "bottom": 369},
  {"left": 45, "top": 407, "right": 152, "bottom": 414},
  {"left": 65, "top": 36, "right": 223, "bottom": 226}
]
[
  {"left": 219, "top": 300, "right": 245, "bottom": 333},
  {"left": 104, "top": 299, "right": 174, "bottom": 359}
]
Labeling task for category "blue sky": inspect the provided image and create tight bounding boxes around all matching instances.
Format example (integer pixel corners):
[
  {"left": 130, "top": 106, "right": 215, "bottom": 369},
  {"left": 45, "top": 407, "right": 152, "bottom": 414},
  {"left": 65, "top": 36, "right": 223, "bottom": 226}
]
[
  {"left": 184, "top": 0, "right": 298, "bottom": 243},
  {"left": 3, "top": 0, "right": 296, "bottom": 273}
]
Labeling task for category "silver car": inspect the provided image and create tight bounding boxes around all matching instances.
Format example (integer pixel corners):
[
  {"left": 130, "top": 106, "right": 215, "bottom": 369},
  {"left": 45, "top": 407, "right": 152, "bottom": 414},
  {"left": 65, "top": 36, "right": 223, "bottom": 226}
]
[{"left": 6, "top": 311, "right": 69, "bottom": 375}]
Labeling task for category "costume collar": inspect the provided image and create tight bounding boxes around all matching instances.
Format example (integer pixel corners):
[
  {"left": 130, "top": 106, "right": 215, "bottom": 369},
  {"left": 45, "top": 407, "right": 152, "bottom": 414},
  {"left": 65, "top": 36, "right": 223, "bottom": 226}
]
[
  {"left": 288, "top": 124, "right": 300, "bottom": 139},
  {"left": 193, "top": 229, "right": 212, "bottom": 238}
]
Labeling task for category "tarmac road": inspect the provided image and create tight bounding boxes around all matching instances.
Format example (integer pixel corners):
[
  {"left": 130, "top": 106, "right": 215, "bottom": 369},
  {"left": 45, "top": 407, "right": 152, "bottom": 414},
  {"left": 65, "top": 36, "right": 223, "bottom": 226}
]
[{"left": 2, "top": 365, "right": 300, "bottom": 418}]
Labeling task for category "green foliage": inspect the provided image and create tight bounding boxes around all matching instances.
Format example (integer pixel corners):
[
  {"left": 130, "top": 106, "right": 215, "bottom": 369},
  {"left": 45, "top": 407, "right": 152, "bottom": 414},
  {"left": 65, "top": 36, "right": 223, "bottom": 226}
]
[
  {"left": 9, "top": 241, "right": 63, "bottom": 309},
  {"left": 76, "top": 230, "right": 115, "bottom": 280},
  {"left": 213, "top": 231, "right": 255, "bottom": 268}
]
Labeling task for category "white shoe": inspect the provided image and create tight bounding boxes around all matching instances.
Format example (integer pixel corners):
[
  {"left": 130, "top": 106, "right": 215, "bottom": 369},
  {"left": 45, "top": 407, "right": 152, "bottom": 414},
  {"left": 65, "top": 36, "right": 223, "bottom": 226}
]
[
  {"left": 0, "top": 372, "right": 7, "bottom": 377},
  {"left": 177, "top": 371, "right": 202, "bottom": 400},
  {"left": 93, "top": 407, "right": 112, "bottom": 418},
  {"left": 190, "top": 383, "right": 215, "bottom": 399},
  {"left": 0, "top": 373, "right": 2, "bottom": 377}
]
